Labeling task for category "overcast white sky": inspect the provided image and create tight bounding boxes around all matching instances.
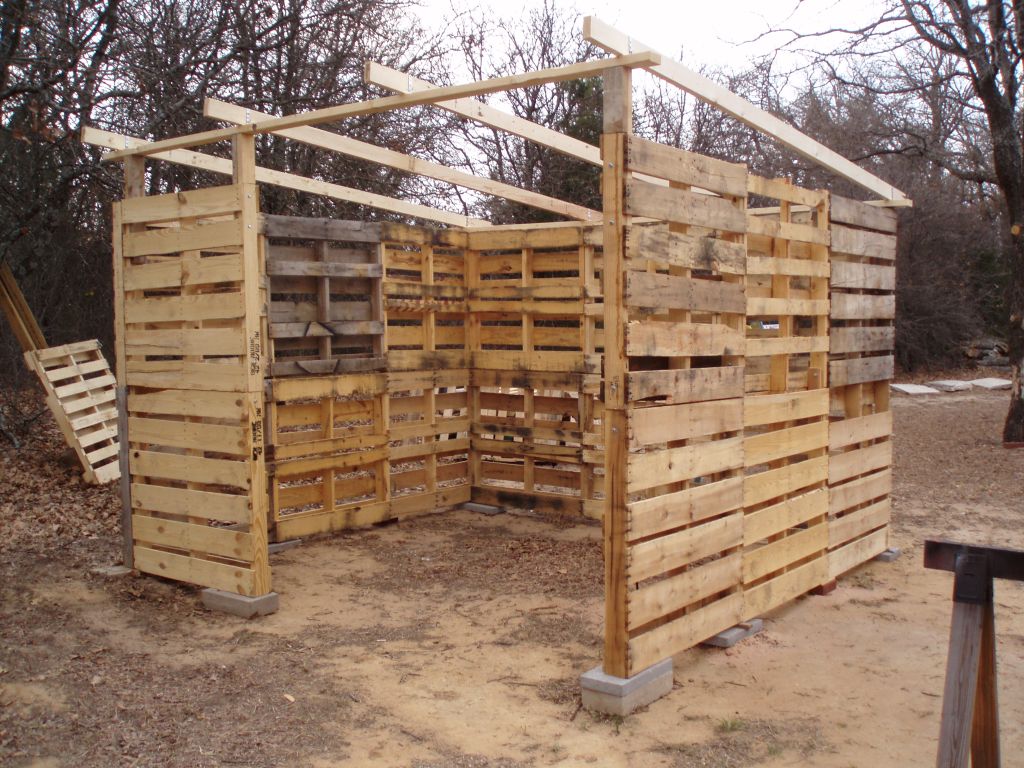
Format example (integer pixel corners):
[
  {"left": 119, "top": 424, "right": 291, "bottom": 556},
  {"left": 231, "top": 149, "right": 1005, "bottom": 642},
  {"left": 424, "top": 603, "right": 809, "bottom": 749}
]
[{"left": 413, "top": 0, "right": 883, "bottom": 73}]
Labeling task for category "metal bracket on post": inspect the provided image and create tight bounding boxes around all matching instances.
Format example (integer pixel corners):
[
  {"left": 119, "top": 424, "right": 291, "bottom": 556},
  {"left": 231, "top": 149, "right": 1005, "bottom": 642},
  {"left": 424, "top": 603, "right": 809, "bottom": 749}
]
[{"left": 952, "top": 552, "right": 990, "bottom": 605}]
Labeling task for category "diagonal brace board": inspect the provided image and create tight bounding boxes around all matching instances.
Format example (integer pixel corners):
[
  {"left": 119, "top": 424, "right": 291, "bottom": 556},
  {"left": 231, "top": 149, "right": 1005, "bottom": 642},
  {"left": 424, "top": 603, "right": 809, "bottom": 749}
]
[{"left": 583, "top": 16, "right": 908, "bottom": 203}]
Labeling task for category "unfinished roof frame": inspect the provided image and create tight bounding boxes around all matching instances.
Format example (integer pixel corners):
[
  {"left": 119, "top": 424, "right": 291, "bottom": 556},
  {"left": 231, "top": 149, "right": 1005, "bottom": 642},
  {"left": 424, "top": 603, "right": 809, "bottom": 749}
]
[{"left": 92, "top": 17, "right": 902, "bottom": 706}]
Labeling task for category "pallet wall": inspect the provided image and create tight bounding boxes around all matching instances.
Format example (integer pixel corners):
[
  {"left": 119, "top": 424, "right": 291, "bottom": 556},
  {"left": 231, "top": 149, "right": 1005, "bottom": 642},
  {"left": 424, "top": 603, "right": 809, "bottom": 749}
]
[
  {"left": 742, "top": 178, "right": 831, "bottom": 622},
  {"left": 465, "top": 226, "right": 604, "bottom": 517},
  {"left": 113, "top": 183, "right": 270, "bottom": 596},
  {"left": 261, "top": 218, "right": 470, "bottom": 539},
  {"left": 826, "top": 197, "right": 897, "bottom": 578},
  {"left": 601, "top": 133, "right": 896, "bottom": 677}
]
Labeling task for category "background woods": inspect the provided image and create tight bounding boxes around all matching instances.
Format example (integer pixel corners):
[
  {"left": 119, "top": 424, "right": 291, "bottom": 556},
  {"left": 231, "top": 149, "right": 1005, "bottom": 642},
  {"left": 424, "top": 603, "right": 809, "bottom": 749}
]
[{"left": 0, "top": 0, "right": 1016, "bottom": 422}]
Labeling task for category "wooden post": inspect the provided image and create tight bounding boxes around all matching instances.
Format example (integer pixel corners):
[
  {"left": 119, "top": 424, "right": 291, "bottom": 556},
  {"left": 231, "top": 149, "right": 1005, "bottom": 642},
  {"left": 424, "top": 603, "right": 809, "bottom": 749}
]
[
  {"left": 233, "top": 131, "right": 272, "bottom": 596},
  {"left": 602, "top": 65, "right": 631, "bottom": 679},
  {"left": 936, "top": 552, "right": 996, "bottom": 768},
  {"left": 116, "top": 155, "right": 145, "bottom": 569}
]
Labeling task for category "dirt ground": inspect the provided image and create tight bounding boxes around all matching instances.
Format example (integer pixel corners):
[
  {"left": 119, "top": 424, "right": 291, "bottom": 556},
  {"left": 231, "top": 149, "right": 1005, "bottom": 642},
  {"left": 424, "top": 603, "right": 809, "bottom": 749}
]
[{"left": 2, "top": 386, "right": 1023, "bottom": 767}]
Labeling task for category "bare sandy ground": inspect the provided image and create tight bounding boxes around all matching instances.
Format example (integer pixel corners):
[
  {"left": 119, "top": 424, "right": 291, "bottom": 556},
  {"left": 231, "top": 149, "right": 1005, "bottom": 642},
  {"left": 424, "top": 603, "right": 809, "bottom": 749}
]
[{"left": 1, "top": 389, "right": 1022, "bottom": 767}]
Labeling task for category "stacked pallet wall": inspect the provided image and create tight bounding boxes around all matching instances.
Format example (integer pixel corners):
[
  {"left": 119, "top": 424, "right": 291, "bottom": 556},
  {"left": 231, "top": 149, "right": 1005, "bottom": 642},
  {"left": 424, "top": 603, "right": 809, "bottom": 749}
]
[
  {"left": 465, "top": 226, "right": 603, "bottom": 517},
  {"left": 113, "top": 182, "right": 271, "bottom": 595},
  {"left": 827, "top": 197, "right": 897, "bottom": 577},
  {"left": 383, "top": 225, "right": 471, "bottom": 517},
  {"left": 261, "top": 217, "right": 470, "bottom": 540}
]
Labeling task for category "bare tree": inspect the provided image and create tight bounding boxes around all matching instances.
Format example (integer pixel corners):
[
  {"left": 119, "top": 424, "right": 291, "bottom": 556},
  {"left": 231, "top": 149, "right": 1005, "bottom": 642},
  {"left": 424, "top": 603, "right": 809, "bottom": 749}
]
[
  {"left": 772, "top": 0, "right": 1024, "bottom": 443},
  {"left": 447, "top": 0, "right": 602, "bottom": 223}
]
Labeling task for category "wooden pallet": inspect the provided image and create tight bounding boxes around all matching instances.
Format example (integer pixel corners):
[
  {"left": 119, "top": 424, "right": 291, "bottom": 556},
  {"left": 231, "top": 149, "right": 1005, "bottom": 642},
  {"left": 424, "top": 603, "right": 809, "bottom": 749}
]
[
  {"left": 614, "top": 136, "right": 750, "bottom": 675},
  {"left": 114, "top": 180, "right": 270, "bottom": 596},
  {"left": 23, "top": 340, "right": 120, "bottom": 485},
  {"left": 827, "top": 196, "right": 897, "bottom": 577}
]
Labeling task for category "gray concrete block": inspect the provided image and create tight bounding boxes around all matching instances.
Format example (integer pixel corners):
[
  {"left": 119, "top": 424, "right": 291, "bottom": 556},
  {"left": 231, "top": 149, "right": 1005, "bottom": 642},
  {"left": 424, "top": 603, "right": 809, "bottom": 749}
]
[
  {"left": 268, "top": 538, "right": 302, "bottom": 555},
  {"left": 891, "top": 383, "right": 941, "bottom": 395},
  {"left": 971, "top": 377, "right": 1012, "bottom": 390},
  {"left": 702, "top": 618, "right": 764, "bottom": 648},
  {"left": 874, "top": 547, "right": 902, "bottom": 563},
  {"left": 90, "top": 565, "right": 132, "bottom": 578},
  {"left": 580, "top": 658, "right": 673, "bottom": 716},
  {"left": 464, "top": 502, "right": 504, "bottom": 516},
  {"left": 927, "top": 380, "right": 972, "bottom": 392},
  {"left": 201, "top": 589, "right": 279, "bottom": 618}
]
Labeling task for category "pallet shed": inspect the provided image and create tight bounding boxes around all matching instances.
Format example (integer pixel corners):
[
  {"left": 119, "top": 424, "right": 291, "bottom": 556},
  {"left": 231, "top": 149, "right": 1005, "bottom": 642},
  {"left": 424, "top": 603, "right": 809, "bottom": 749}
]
[{"left": 84, "top": 17, "right": 903, "bottom": 704}]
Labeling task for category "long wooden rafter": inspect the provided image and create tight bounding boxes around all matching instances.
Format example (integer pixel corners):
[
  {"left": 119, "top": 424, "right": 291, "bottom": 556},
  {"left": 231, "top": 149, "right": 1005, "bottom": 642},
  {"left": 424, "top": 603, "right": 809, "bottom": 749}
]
[
  {"left": 583, "top": 16, "right": 909, "bottom": 204},
  {"left": 82, "top": 127, "right": 489, "bottom": 227},
  {"left": 203, "top": 98, "right": 599, "bottom": 222},
  {"left": 363, "top": 61, "right": 603, "bottom": 166}
]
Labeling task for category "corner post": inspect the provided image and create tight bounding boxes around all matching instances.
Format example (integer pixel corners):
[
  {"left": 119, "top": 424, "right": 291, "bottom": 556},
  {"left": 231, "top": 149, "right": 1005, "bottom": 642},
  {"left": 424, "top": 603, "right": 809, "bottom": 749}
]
[
  {"left": 116, "top": 156, "right": 145, "bottom": 569},
  {"left": 232, "top": 131, "right": 272, "bottom": 596},
  {"left": 601, "top": 65, "right": 632, "bottom": 680}
]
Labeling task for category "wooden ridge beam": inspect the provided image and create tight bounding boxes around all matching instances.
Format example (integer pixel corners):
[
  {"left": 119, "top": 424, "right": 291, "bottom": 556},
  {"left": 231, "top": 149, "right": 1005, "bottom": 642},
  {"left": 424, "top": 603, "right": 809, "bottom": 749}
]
[
  {"left": 81, "top": 127, "right": 488, "bottom": 228},
  {"left": 252, "top": 52, "right": 660, "bottom": 133},
  {"left": 204, "top": 98, "right": 599, "bottom": 222},
  {"left": 583, "top": 16, "right": 910, "bottom": 203}
]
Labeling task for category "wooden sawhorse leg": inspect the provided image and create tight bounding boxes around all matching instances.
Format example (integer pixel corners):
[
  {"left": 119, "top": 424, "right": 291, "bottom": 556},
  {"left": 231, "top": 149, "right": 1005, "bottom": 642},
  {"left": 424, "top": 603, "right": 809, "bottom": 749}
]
[{"left": 936, "top": 552, "right": 1000, "bottom": 768}]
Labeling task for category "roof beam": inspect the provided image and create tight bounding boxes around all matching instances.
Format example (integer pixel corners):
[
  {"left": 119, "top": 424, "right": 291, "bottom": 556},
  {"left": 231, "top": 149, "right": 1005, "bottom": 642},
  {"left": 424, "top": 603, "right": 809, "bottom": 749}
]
[
  {"left": 583, "top": 16, "right": 909, "bottom": 203},
  {"left": 101, "top": 125, "right": 246, "bottom": 162},
  {"left": 204, "top": 98, "right": 599, "bottom": 222},
  {"left": 251, "top": 52, "right": 660, "bottom": 134},
  {"left": 364, "top": 61, "right": 602, "bottom": 166},
  {"left": 81, "top": 127, "right": 489, "bottom": 228}
]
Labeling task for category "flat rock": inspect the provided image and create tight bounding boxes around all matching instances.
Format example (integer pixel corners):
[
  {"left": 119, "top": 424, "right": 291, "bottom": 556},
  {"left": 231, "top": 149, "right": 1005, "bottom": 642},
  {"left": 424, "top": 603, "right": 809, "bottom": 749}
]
[
  {"left": 970, "top": 377, "right": 1012, "bottom": 390},
  {"left": 891, "top": 383, "right": 941, "bottom": 395},
  {"left": 927, "top": 380, "right": 973, "bottom": 392}
]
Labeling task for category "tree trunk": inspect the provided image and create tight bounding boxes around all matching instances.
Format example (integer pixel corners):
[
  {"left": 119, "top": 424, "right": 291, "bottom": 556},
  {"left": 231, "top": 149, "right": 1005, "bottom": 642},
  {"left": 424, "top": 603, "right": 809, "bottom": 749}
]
[{"left": 1003, "top": 223, "right": 1024, "bottom": 444}]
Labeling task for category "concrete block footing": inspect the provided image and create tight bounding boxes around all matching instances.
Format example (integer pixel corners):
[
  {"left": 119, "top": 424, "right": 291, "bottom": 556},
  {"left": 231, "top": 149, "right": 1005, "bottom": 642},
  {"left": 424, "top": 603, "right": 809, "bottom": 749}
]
[
  {"left": 268, "top": 538, "right": 303, "bottom": 555},
  {"left": 201, "top": 588, "right": 279, "bottom": 618},
  {"left": 464, "top": 502, "right": 504, "bottom": 516},
  {"left": 702, "top": 618, "right": 764, "bottom": 649},
  {"left": 874, "top": 547, "right": 902, "bottom": 563},
  {"left": 580, "top": 658, "right": 673, "bottom": 716},
  {"left": 91, "top": 565, "right": 132, "bottom": 578}
]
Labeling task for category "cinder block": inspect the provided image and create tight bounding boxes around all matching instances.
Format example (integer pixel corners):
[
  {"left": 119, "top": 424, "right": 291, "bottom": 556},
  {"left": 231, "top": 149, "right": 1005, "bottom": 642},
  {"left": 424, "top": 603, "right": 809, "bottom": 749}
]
[
  {"left": 201, "top": 588, "right": 279, "bottom": 618},
  {"left": 580, "top": 658, "right": 673, "bottom": 716},
  {"left": 268, "top": 538, "right": 302, "bottom": 555},
  {"left": 464, "top": 502, "right": 504, "bottom": 516},
  {"left": 874, "top": 547, "right": 902, "bottom": 563},
  {"left": 702, "top": 619, "right": 764, "bottom": 648}
]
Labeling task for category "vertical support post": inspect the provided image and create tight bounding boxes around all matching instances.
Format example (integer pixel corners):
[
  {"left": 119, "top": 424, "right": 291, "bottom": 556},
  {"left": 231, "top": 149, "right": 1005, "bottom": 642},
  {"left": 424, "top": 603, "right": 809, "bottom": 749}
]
[
  {"left": 116, "top": 155, "right": 145, "bottom": 569},
  {"left": 601, "top": 65, "right": 632, "bottom": 679},
  {"left": 936, "top": 553, "right": 995, "bottom": 768},
  {"left": 233, "top": 130, "right": 272, "bottom": 596},
  {"left": 971, "top": 595, "right": 1000, "bottom": 768}
]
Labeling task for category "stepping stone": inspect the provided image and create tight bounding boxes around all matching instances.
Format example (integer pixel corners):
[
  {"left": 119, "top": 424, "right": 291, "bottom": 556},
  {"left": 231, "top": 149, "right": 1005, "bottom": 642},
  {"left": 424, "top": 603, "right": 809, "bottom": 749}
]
[
  {"left": 891, "top": 383, "right": 941, "bottom": 395},
  {"left": 927, "top": 380, "right": 973, "bottom": 392},
  {"left": 970, "top": 378, "right": 1012, "bottom": 390}
]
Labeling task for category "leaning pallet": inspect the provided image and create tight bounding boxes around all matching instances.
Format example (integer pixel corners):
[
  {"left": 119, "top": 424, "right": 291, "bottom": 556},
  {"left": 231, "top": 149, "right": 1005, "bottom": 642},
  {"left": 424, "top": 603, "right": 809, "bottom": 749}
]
[
  {"left": 1, "top": 262, "right": 120, "bottom": 485},
  {"left": 23, "top": 341, "right": 120, "bottom": 484}
]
